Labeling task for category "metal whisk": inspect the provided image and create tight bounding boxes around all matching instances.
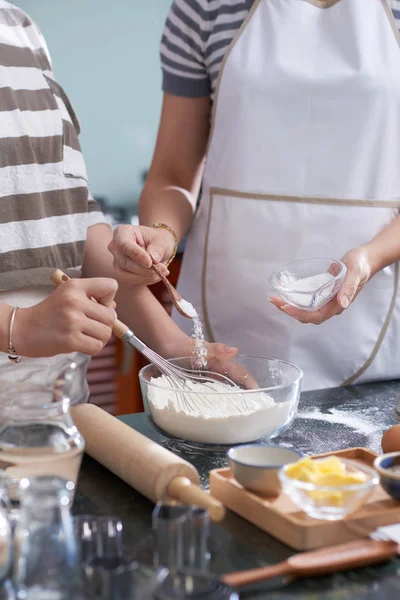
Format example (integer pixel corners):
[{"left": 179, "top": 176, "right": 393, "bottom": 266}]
[
  {"left": 51, "top": 270, "right": 246, "bottom": 416},
  {"left": 126, "top": 329, "right": 248, "bottom": 416}
]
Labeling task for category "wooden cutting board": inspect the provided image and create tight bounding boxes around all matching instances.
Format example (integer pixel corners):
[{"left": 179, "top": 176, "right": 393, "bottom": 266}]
[{"left": 210, "top": 448, "right": 400, "bottom": 551}]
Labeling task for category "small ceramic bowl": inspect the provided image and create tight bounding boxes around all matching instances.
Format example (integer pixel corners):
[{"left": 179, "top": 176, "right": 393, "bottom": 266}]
[
  {"left": 227, "top": 444, "right": 302, "bottom": 496},
  {"left": 374, "top": 452, "right": 400, "bottom": 501},
  {"left": 269, "top": 258, "right": 347, "bottom": 311}
]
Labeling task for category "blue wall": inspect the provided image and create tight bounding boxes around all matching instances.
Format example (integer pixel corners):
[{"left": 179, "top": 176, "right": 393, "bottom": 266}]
[{"left": 16, "top": 0, "right": 170, "bottom": 208}]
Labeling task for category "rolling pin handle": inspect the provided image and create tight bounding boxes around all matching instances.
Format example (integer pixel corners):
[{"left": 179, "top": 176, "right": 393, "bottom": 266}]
[{"left": 168, "top": 476, "right": 225, "bottom": 523}]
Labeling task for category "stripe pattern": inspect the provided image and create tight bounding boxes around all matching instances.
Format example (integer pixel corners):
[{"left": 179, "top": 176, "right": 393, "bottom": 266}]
[
  {"left": 161, "top": 0, "right": 400, "bottom": 100},
  {"left": 0, "top": 1, "right": 106, "bottom": 291}
]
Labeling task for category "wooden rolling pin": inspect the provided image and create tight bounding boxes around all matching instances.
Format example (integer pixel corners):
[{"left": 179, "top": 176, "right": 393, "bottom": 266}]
[
  {"left": 222, "top": 539, "right": 399, "bottom": 587},
  {"left": 71, "top": 402, "right": 225, "bottom": 522}
]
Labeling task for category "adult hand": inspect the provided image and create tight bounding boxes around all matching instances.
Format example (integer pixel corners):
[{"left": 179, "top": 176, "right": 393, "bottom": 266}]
[
  {"left": 108, "top": 224, "right": 173, "bottom": 285},
  {"left": 13, "top": 278, "right": 118, "bottom": 358},
  {"left": 269, "top": 247, "right": 373, "bottom": 325},
  {"left": 207, "top": 343, "right": 259, "bottom": 389}
]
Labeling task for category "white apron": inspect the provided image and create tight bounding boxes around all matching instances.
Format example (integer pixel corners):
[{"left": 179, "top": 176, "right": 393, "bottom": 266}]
[
  {"left": 0, "top": 288, "right": 90, "bottom": 405},
  {"left": 174, "top": 0, "right": 400, "bottom": 391}
]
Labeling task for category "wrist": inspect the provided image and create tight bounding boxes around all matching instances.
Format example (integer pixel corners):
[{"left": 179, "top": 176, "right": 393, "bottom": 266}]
[
  {"left": 150, "top": 223, "right": 178, "bottom": 266},
  {"left": 0, "top": 304, "right": 14, "bottom": 354},
  {"left": 11, "top": 307, "right": 31, "bottom": 357},
  {"left": 363, "top": 243, "right": 384, "bottom": 278},
  {"left": 162, "top": 334, "right": 194, "bottom": 359}
]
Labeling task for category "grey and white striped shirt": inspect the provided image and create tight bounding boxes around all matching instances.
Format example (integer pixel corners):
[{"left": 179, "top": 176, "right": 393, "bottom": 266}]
[
  {"left": 161, "top": 0, "right": 400, "bottom": 100},
  {"left": 0, "top": 1, "right": 106, "bottom": 291}
]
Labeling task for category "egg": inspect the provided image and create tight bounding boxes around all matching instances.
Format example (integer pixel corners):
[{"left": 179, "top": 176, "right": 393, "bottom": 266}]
[{"left": 381, "top": 425, "right": 400, "bottom": 454}]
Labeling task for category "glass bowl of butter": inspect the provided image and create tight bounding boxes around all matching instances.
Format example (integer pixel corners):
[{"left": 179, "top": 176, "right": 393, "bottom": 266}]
[
  {"left": 269, "top": 258, "right": 347, "bottom": 311},
  {"left": 279, "top": 456, "right": 379, "bottom": 521}
]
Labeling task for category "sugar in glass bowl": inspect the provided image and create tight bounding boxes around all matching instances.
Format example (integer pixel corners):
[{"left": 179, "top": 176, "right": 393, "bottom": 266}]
[
  {"left": 269, "top": 258, "right": 347, "bottom": 311},
  {"left": 139, "top": 355, "right": 303, "bottom": 448}
]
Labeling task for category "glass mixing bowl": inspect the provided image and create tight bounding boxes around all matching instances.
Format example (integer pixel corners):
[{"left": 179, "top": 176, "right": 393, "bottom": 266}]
[
  {"left": 139, "top": 356, "right": 303, "bottom": 448},
  {"left": 269, "top": 258, "right": 346, "bottom": 311}
]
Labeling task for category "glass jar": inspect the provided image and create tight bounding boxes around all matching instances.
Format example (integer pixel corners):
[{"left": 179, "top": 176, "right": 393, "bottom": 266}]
[
  {"left": 0, "top": 362, "right": 85, "bottom": 513},
  {"left": 0, "top": 486, "right": 12, "bottom": 584},
  {"left": 14, "top": 476, "right": 84, "bottom": 600}
]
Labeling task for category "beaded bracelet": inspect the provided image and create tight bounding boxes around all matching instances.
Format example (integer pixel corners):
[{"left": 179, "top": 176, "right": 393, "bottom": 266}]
[{"left": 150, "top": 223, "right": 178, "bottom": 267}]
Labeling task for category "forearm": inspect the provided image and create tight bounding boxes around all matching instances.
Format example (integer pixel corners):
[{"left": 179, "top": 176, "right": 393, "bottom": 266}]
[
  {"left": 116, "top": 283, "right": 192, "bottom": 357},
  {"left": 138, "top": 179, "right": 197, "bottom": 243},
  {"left": 365, "top": 213, "right": 400, "bottom": 275},
  {"left": 138, "top": 94, "right": 211, "bottom": 243}
]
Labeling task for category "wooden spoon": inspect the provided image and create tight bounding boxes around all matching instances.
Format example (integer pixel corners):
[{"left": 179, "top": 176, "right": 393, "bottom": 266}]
[
  {"left": 222, "top": 539, "right": 399, "bottom": 588},
  {"left": 151, "top": 263, "right": 195, "bottom": 319}
]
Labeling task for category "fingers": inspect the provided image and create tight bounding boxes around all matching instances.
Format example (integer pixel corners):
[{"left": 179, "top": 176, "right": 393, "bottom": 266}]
[
  {"left": 84, "top": 300, "right": 116, "bottom": 329},
  {"left": 77, "top": 331, "right": 111, "bottom": 356},
  {"left": 208, "top": 342, "right": 238, "bottom": 359},
  {"left": 210, "top": 357, "right": 259, "bottom": 389},
  {"left": 147, "top": 242, "right": 168, "bottom": 265},
  {"left": 337, "top": 271, "right": 361, "bottom": 309},
  {"left": 269, "top": 295, "right": 343, "bottom": 325},
  {"left": 112, "top": 261, "right": 168, "bottom": 286},
  {"left": 82, "top": 320, "right": 113, "bottom": 349},
  {"left": 207, "top": 344, "right": 260, "bottom": 390},
  {"left": 109, "top": 225, "right": 153, "bottom": 269},
  {"left": 143, "top": 227, "right": 175, "bottom": 265},
  {"left": 81, "top": 277, "right": 118, "bottom": 306}
]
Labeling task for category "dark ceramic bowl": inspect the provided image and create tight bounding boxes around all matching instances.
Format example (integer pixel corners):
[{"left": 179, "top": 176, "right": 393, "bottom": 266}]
[{"left": 374, "top": 452, "right": 400, "bottom": 501}]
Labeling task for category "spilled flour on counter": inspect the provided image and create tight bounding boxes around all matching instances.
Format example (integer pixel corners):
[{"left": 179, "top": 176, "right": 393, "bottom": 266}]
[
  {"left": 177, "top": 298, "right": 208, "bottom": 369},
  {"left": 295, "top": 407, "right": 382, "bottom": 451},
  {"left": 148, "top": 375, "right": 292, "bottom": 444},
  {"left": 297, "top": 409, "right": 377, "bottom": 436}
]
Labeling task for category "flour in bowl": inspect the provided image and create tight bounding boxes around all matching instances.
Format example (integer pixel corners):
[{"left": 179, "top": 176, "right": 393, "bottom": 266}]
[{"left": 147, "top": 375, "right": 292, "bottom": 444}]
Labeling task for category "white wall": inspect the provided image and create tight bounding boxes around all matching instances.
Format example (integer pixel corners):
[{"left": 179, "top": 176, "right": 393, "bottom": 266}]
[{"left": 16, "top": 0, "right": 170, "bottom": 207}]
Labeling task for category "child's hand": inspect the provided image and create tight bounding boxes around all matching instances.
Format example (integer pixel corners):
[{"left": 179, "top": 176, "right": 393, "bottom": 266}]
[
  {"left": 207, "top": 343, "right": 259, "bottom": 389},
  {"left": 13, "top": 278, "right": 117, "bottom": 358}
]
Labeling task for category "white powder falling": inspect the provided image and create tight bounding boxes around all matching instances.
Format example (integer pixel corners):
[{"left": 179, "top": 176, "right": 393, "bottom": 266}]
[
  {"left": 147, "top": 375, "right": 292, "bottom": 444},
  {"left": 192, "top": 313, "right": 208, "bottom": 369},
  {"left": 280, "top": 272, "right": 334, "bottom": 308},
  {"left": 177, "top": 297, "right": 208, "bottom": 369}
]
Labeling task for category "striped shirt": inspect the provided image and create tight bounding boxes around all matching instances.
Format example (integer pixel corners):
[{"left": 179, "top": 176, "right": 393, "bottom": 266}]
[
  {"left": 161, "top": 0, "right": 400, "bottom": 101},
  {"left": 0, "top": 1, "right": 106, "bottom": 291}
]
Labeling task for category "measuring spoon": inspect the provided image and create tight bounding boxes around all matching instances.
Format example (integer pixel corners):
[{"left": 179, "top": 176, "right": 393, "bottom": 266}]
[{"left": 151, "top": 263, "right": 196, "bottom": 319}]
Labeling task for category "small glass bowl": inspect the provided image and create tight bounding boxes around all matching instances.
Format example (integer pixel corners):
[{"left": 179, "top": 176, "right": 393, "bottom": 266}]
[
  {"left": 269, "top": 258, "right": 347, "bottom": 311},
  {"left": 279, "top": 458, "right": 379, "bottom": 521}
]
